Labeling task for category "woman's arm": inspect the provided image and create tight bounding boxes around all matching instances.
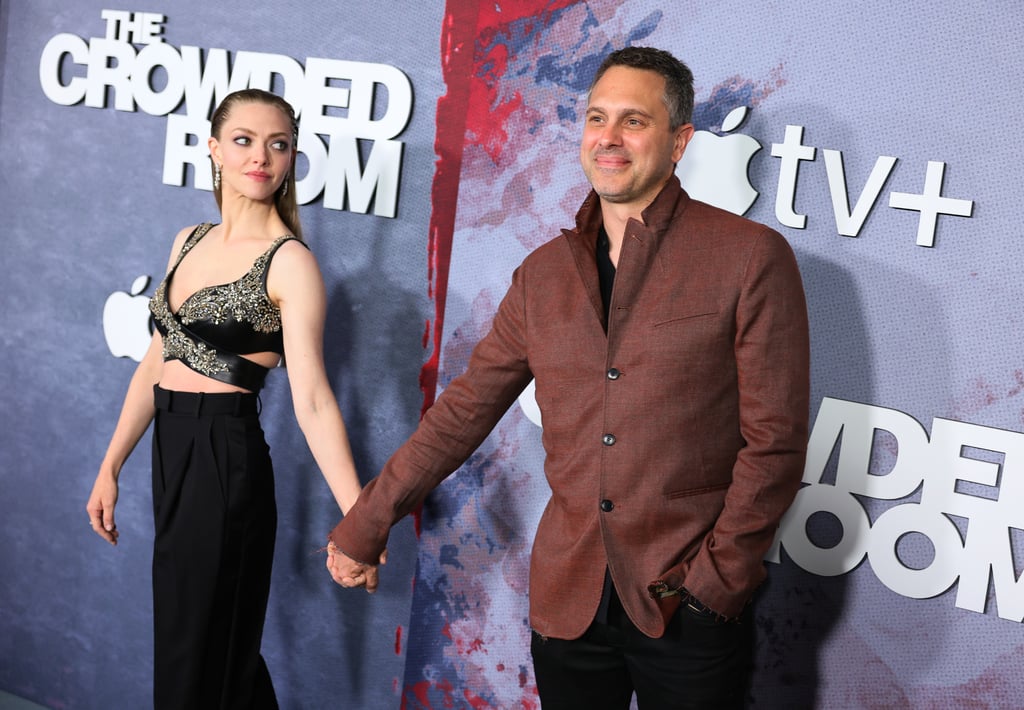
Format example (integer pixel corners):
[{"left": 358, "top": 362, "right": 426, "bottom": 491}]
[
  {"left": 270, "top": 241, "right": 362, "bottom": 515},
  {"left": 87, "top": 225, "right": 195, "bottom": 545},
  {"left": 87, "top": 324, "right": 164, "bottom": 544}
]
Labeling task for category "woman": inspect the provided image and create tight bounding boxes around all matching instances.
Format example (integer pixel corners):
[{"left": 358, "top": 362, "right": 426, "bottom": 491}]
[{"left": 87, "top": 89, "right": 362, "bottom": 709}]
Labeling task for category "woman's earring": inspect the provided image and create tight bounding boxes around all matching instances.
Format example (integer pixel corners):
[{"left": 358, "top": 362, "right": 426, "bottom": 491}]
[
  {"left": 213, "top": 163, "right": 222, "bottom": 190},
  {"left": 281, "top": 174, "right": 289, "bottom": 197}
]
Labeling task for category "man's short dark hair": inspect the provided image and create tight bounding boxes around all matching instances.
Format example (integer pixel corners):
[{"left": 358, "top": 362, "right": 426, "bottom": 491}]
[{"left": 588, "top": 47, "right": 695, "bottom": 129}]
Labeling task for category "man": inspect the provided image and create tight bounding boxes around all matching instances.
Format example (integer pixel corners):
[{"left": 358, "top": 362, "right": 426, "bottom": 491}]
[{"left": 328, "top": 47, "right": 809, "bottom": 709}]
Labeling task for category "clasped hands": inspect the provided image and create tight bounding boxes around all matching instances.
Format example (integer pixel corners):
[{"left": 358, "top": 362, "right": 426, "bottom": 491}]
[{"left": 326, "top": 541, "right": 385, "bottom": 593}]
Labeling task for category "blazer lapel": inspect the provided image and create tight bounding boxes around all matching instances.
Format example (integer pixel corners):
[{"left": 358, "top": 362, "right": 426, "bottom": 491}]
[{"left": 563, "top": 192, "right": 608, "bottom": 333}]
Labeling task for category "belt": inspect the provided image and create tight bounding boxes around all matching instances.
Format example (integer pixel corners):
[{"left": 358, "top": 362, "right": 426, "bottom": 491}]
[{"left": 153, "top": 385, "right": 259, "bottom": 417}]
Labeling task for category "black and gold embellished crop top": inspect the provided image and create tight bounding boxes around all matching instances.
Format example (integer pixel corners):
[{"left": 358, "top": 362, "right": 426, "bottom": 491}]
[{"left": 149, "top": 222, "right": 307, "bottom": 392}]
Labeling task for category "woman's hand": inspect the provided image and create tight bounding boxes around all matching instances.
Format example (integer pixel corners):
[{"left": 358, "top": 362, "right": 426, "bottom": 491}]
[{"left": 86, "top": 470, "right": 120, "bottom": 545}]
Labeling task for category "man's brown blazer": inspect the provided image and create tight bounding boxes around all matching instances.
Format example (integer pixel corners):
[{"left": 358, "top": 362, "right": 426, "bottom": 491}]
[{"left": 331, "top": 177, "right": 810, "bottom": 639}]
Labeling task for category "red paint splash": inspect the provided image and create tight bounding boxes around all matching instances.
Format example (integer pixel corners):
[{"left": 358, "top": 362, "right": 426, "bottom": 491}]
[
  {"left": 466, "top": 0, "right": 579, "bottom": 164},
  {"left": 454, "top": 636, "right": 486, "bottom": 656},
  {"left": 422, "top": 0, "right": 582, "bottom": 417},
  {"left": 406, "top": 678, "right": 455, "bottom": 708},
  {"left": 406, "top": 2, "right": 581, "bottom": 708},
  {"left": 421, "top": 2, "right": 479, "bottom": 418},
  {"left": 414, "top": 0, "right": 481, "bottom": 541},
  {"left": 395, "top": 625, "right": 404, "bottom": 655},
  {"left": 463, "top": 688, "right": 493, "bottom": 709}
]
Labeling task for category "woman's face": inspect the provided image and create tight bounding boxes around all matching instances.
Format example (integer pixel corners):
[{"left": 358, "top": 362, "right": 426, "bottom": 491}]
[{"left": 208, "top": 101, "right": 294, "bottom": 203}]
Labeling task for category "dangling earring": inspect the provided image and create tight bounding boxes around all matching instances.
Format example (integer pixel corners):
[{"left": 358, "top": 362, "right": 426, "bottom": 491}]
[
  {"left": 213, "top": 163, "right": 222, "bottom": 190},
  {"left": 280, "top": 174, "right": 289, "bottom": 197}
]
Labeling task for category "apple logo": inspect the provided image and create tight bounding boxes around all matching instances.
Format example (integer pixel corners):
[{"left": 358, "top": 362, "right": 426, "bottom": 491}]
[
  {"left": 676, "top": 105, "right": 761, "bottom": 215},
  {"left": 103, "top": 275, "right": 154, "bottom": 362}
]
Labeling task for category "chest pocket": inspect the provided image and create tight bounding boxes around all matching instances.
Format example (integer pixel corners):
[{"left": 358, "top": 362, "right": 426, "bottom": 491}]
[{"left": 643, "top": 304, "right": 727, "bottom": 363}]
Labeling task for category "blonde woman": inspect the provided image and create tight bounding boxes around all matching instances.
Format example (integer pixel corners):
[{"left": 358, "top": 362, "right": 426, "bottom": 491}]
[{"left": 88, "top": 89, "right": 365, "bottom": 709}]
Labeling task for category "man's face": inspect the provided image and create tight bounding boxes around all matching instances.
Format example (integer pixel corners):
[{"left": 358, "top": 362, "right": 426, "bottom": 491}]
[{"left": 580, "top": 66, "right": 693, "bottom": 211}]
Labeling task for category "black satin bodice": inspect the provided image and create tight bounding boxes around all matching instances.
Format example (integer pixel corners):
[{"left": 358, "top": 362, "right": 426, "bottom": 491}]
[{"left": 149, "top": 223, "right": 306, "bottom": 391}]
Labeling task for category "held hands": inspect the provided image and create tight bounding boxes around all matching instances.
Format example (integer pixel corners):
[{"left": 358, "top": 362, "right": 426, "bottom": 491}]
[
  {"left": 326, "top": 541, "right": 385, "bottom": 593},
  {"left": 86, "top": 471, "right": 120, "bottom": 545}
]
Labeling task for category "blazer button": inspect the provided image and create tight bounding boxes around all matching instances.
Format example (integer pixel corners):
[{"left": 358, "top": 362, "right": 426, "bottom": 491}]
[
  {"left": 600, "top": 499, "right": 614, "bottom": 512},
  {"left": 602, "top": 434, "right": 616, "bottom": 446},
  {"left": 607, "top": 368, "right": 621, "bottom": 380}
]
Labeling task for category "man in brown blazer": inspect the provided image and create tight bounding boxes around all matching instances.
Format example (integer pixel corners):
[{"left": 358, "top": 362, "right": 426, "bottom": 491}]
[{"left": 328, "top": 47, "right": 810, "bottom": 709}]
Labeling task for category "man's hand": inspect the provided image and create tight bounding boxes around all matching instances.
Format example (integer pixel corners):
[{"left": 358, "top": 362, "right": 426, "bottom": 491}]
[{"left": 326, "top": 541, "right": 381, "bottom": 593}]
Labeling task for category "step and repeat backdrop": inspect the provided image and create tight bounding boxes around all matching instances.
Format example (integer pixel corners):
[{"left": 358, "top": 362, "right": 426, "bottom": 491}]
[{"left": 2, "top": 1, "right": 1021, "bottom": 708}]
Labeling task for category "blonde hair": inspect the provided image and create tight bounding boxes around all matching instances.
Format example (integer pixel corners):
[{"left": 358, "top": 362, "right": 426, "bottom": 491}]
[{"left": 209, "top": 89, "right": 303, "bottom": 240}]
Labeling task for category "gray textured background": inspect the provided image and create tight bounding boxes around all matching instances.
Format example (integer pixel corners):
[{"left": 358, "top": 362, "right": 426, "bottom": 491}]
[
  {"left": 1, "top": 2, "right": 442, "bottom": 707},
  {"left": 3, "top": 1, "right": 1024, "bottom": 708}
]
